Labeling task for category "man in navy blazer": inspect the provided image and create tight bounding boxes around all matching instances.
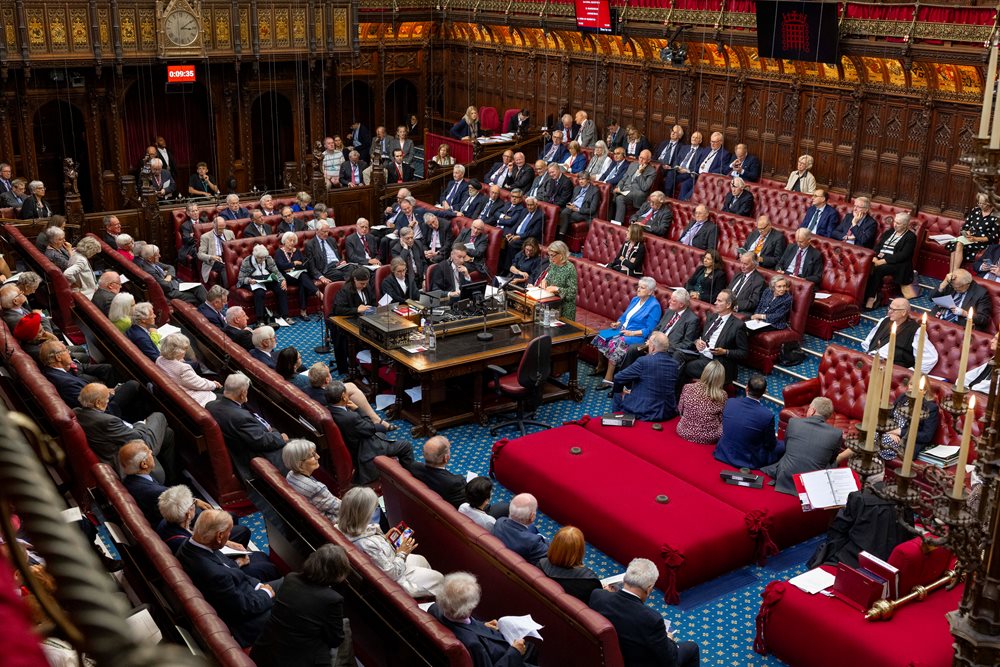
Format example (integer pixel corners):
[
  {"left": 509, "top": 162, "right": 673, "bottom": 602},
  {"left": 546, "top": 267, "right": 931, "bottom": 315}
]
[
  {"left": 437, "top": 165, "right": 470, "bottom": 212},
  {"left": 219, "top": 194, "right": 250, "bottom": 221},
  {"left": 501, "top": 197, "right": 544, "bottom": 272},
  {"left": 206, "top": 373, "right": 288, "bottom": 477},
  {"left": 589, "top": 557, "right": 699, "bottom": 667},
  {"left": 597, "top": 147, "right": 630, "bottom": 187},
  {"left": 831, "top": 196, "right": 878, "bottom": 248},
  {"left": 798, "top": 189, "right": 840, "bottom": 238},
  {"left": 612, "top": 333, "right": 679, "bottom": 421},
  {"left": 197, "top": 286, "right": 228, "bottom": 330},
  {"left": 539, "top": 130, "right": 568, "bottom": 164},
  {"left": 720, "top": 178, "right": 755, "bottom": 218},
  {"left": 557, "top": 171, "right": 600, "bottom": 236},
  {"left": 544, "top": 164, "right": 574, "bottom": 208},
  {"left": 120, "top": 440, "right": 172, "bottom": 526},
  {"left": 491, "top": 493, "right": 548, "bottom": 565},
  {"left": 676, "top": 205, "right": 718, "bottom": 251},
  {"left": 778, "top": 228, "right": 825, "bottom": 286},
  {"left": 177, "top": 510, "right": 278, "bottom": 647},
  {"left": 728, "top": 144, "right": 761, "bottom": 182},
  {"left": 714, "top": 374, "right": 779, "bottom": 469}
]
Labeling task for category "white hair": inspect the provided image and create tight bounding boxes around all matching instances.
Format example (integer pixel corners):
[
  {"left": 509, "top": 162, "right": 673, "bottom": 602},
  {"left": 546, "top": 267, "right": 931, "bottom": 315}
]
[
  {"left": 252, "top": 244, "right": 269, "bottom": 260},
  {"left": 638, "top": 277, "right": 656, "bottom": 292},
  {"left": 623, "top": 558, "right": 659, "bottom": 590},
  {"left": 225, "top": 306, "right": 246, "bottom": 325},
  {"left": 159, "top": 333, "right": 190, "bottom": 360},
  {"left": 280, "top": 231, "right": 297, "bottom": 245},
  {"left": 224, "top": 372, "right": 251, "bottom": 395},
  {"left": 132, "top": 302, "right": 154, "bottom": 323},
  {"left": 508, "top": 493, "right": 537, "bottom": 524},
  {"left": 108, "top": 292, "right": 135, "bottom": 322},
  {"left": 281, "top": 439, "right": 317, "bottom": 472},
  {"left": 157, "top": 485, "right": 195, "bottom": 524},
  {"left": 116, "top": 234, "right": 134, "bottom": 249},
  {"left": 251, "top": 326, "right": 275, "bottom": 347},
  {"left": 436, "top": 572, "right": 481, "bottom": 621}
]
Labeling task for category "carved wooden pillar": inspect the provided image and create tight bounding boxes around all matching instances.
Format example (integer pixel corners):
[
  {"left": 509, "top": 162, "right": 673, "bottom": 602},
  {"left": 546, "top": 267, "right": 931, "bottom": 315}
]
[
  {"left": 119, "top": 175, "right": 137, "bottom": 208},
  {"left": 844, "top": 90, "right": 864, "bottom": 196},
  {"left": 283, "top": 162, "right": 299, "bottom": 190},
  {"left": 88, "top": 90, "right": 106, "bottom": 211},
  {"left": 62, "top": 159, "right": 84, "bottom": 230},
  {"left": 139, "top": 186, "right": 162, "bottom": 250},
  {"left": 0, "top": 97, "right": 14, "bottom": 173},
  {"left": 238, "top": 84, "right": 252, "bottom": 190}
]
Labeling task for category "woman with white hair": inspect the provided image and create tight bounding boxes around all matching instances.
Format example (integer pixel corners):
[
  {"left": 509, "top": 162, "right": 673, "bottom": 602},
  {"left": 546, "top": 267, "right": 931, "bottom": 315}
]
[
  {"left": 274, "top": 232, "right": 318, "bottom": 320},
  {"left": 784, "top": 155, "right": 816, "bottom": 194},
  {"left": 282, "top": 439, "right": 342, "bottom": 523},
  {"left": 63, "top": 236, "right": 101, "bottom": 298},
  {"left": 156, "top": 333, "right": 221, "bottom": 406},
  {"left": 238, "top": 243, "right": 290, "bottom": 325},
  {"left": 19, "top": 180, "right": 52, "bottom": 219},
  {"left": 108, "top": 292, "right": 135, "bottom": 332},
  {"left": 750, "top": 275, "right": 793, "bottom": 330},
  {"left": 43, "top": 227, "right": 72, "bottom": 270},
  {"left": 337, "top": 487, "right": 443, "bottom": 597},
  {"left": 591, "top": 277, "right": 662, "bottom": 386},
  {"left": 115, "top": 233, "right": 135, "bottom": 261},
  {"left": 584, "top": 140, "right": 611, "bottom": 179}
]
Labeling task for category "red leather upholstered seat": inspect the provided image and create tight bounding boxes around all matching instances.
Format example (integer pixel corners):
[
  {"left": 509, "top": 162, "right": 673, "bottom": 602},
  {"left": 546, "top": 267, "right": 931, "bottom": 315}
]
[
  {"left": 479, "top": 106, "right": 500, "bottom": 132},
  {"left": 918, "top": 211, "right": 964, "bottom": 279},
  {"left": 3, "top": 224, "right": 80, "bottom": 342},
  {"left": 564, "top": 181, "right": 613, "bottom": 252},
  {"left": 449, "top": 215, "right": 504, "bottom": 277},
  {"left": 807, "top": 238, "right": 874, "bottom": 338},
  {"left": 582, "top": 219, "right": 628, "bottom": 265},
  {"left": 690, "top": 173, "right": 731, "bottom": 211},
  {"left": 87, "top": 233, "right": 171, "bottom": 326}
]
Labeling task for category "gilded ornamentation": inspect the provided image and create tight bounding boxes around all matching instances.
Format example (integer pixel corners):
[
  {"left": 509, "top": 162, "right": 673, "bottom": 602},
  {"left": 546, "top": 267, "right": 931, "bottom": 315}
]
[
  {"left": 259, "top": 11, "right": 273, "bottom": 46},
  {"left": 4, "top": 9, "right": 20, "bottom": 48},
  {"left": 121, "top": 12, "right": 136, "bottom": 48},
  {"left": 138, "top": 10, "right": 155, "bottom": 50},
  {"left": 239, "top": 9, "right": 249, "bottom": 47},
  {"left": 275, "top": 10, "right": 289, "bottom": 47},
  {"left": 215, "top": 10, "right": 231, "bottom": 47},
  {"left": 50, "top": 12, "right": 68, "bottom": 49},
  {"left": 333, "top": 7, "right": 348, "bottom": 47},
  {"left": 70, "top": 9, "right": 88, "bottom": 50},
  {"left": 98, "top": 9, "right": 111, "bottom": 50},
  {"left": 292, "top": 9, "right": 306, "bottom": 46}
]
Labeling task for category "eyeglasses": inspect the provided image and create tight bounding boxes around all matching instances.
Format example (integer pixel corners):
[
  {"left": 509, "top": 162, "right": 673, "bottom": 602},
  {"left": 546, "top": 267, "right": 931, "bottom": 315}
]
[{"left": 887, "top": 307, "right": 907, "bottom": 312}]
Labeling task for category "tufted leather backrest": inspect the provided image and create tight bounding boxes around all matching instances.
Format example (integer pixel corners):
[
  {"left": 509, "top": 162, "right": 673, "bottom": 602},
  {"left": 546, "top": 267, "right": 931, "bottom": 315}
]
[
  {"left": 642, "top": 238, "right": 709, "bottom": 288},
  {"left": 926, "top": 317, "right": 994, "bottom": 379},
  {"left": 322, "top": 280, "right": 346, "bottom": 318},
  {"left": 375, "top": 456, "right": 625, "bottom": 667},
  {"left": 812, "top": 237, "right": 875, "bottom": 302},
  {"left": 221, "top": 229, "right": 324, "bottom": 291},
  {"left": 90, "top": 463, "right": 255, "bottom": 666},
  {"left": 916, "top": 211, "right": 964, "bottom": 279},
  {"left": 755, "top": 188, "right": 811, "bottom": 230},
  {"left": 536, "top": 200, "right": 561, "bottom": 245},
  {"left": 250, "top": 458, "right": 473, "bottom": 666},
  {"left": 373, "top": 264, "right": 392, "bottom": 301},
  {"left": 171, "top": 299, "right": 355, "bottom": 494},
  {"left": 664, "top": 200, "right": 697, "bottom": 242},
  {"left": 691, "top": 173, "right": 732, "bottom": 211},
  {"left": 973, "top": 277, "right": 1000, "bottom": 333},
  {"left": 721, "top": 259, "right": 814, "bottom": 336},
  {"left": 71, "top": 292, "right": 247, "bottom": 509},
  {"left": 3, "top": 224, "right": 78, "bottom": 339},
  {"left": 582, "top": 219, "right": 629, "bottom": 265},
  {"left": 716, "top": 214, "right": 758, "bottom": 259},
  {"left": 86, "top": 233, "right": 171, "bottom": 326},
  {"left": 571, "top": 258, "right": 644, "bottom": 322},
  {"left": 450, "top": 216, "right": 504, "bottom": 277}
]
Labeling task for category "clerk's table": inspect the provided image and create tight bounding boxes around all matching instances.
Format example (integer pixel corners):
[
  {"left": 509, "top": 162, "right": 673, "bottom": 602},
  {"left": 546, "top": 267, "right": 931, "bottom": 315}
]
[{"left": 330, "top": 310, "right": 587, "bottom": 436}]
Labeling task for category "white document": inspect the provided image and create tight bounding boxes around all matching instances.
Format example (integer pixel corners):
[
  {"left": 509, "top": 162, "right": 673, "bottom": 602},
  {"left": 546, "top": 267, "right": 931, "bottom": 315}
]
[
  {"left": 496, "top": 276, "right": 511, "bottom": 287},
  {"left": 274, "top": 317, "right": 290, "bottom": 328},
  {"left": 464, "top": 243, "right": 477, "bottom": 251},
  {"left": 60, "top": 507, "right": 83, "bottom": 523},
  {"left": 119, "top": 275, "right": 130, "bottom": 284},
  {"left": 466, "top": 471, "right": 479, "bottom": 482},
  {"left": 401, "top": 344, "right": 428, "bottom": 354},
  {"left": 663, "top": 619, "right": 672, "bottom": 634},
  {"left": 250, "top": 282, "right": 266, "bottom": 291},
  {"left": 930, "top": 234, "right": 957, "bottom": 245},
  {"left": 814, "top": 292, "right": 831, "bottom": 299},
  {"left": 405, "top": 386, "right": 422, "bottom": 403},
  {"left": 286, "top": 269, "right": 306, "bottom": 279},
  {"left": 600, "top": 572, "right": 626, "bottom": 588},
  {"left": 800, "top": 468, "right": 859, "bottom": 509},
  {"left": 220, "top": 545, "right": 252, "bottom": 556},
  {"left": 486, "top": 285, "right": 500, "bottom": 298},
  {"left": 157, "top": 323, "right": 181, "bottom": 337},
  {"left": 931, "top": 295, "right": 957, "bottom": 309},
  {"left": 922, "top": 444, "right": 960, "bottom": 459},
  {"left": 417, "top": 601, "right": 434, "bottom": 612},
  {"left": 378, "top": 292, "right": 394, "bottom": 307},
  {"left": 374, "top": 393, "right": 396, "bottom": 411},
  {"left": 126, "top": 607, "right": 163, "bottom": 644},
  {"left": 744, "top": 320, "right": 771, "bottom": 331},
  {"left": 371, "top": 225, "right": 388, "bottom": 231},
  {"left": 526, "top": 287, "right": 550, "bottom": 300},
  {"left": 497, "top": 615, "right": 544, "bottom": 644},
  {"left": 356, "top": 350, "right": 372, "bottom": 364},
  {"left": 3, "top": 272, "right": 21, "bottom": 284},
  {"left": 178, "top": 282, "right": 202, "bottom": 291},
  {"left": 788, "top": 568, "right": 836, "bottom": 594}
]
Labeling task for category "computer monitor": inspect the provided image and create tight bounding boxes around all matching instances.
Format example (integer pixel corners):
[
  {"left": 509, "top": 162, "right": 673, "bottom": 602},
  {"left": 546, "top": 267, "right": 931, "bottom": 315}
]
[{"left": 459, "top": 280, "right": 487, "bottom": 302}]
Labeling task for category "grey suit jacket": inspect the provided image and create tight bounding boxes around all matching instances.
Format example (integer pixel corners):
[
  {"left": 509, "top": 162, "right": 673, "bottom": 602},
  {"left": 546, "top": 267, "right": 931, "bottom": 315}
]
[
  {"left": 618, "top": 162, "right": 656, "bottom": 197},
  {"left": 237, "top": 255, "right": 282, "bottom": 288},
  {"left": 197, "top": 229, "right": 236, "bottom": 282},
  {"left": 73, "top": 407, "right": 162, "bottom": 469},
  {"left": 762, "top": 415, "right": 843, "bottom": 495},
  {"left": 390, "top": 137, "right": 416, "bottom": 165},
  {"left": 578, "top": 120, "right": 596, "bottom": 148},
  {"left": 585, "top": 155, "right": 611, "bottom": 179}
]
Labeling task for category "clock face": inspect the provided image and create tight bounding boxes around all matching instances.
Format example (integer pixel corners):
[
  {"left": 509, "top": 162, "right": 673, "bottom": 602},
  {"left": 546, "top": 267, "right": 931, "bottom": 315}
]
[{"left": 165, "top": 10, "right": 199, "bottom": 47}]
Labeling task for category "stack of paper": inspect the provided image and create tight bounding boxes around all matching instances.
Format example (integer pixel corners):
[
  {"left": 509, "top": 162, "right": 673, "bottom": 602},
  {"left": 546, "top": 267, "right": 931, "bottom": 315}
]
[
  {"left": 497, "top": 615, "right": 544, "bottom": 643},
  {"left": 788, "top": 568, "right": 836, "bottom": 594}
]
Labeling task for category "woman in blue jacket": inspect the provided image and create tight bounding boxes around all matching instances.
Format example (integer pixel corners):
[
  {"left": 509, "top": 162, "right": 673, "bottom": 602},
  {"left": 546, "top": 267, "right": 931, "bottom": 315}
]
[{"left": 591, "top": 276, "right": 662, "bottom": 386}]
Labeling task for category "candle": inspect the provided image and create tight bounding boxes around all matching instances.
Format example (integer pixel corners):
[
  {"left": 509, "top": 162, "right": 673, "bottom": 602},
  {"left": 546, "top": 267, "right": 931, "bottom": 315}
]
[
  {"left": 912, "top": 313, "right": 927, "bottom": 391},
  {"left": 880, "top": 322, "right": 897, "bottom": 409},
  {"left": 862, "top": 355, "right": 878, "bottom": 431},
  {"left": 901, "top": 376, "right": 926, "bottom": 477},
  {"left": 952, "top": 396, "right": 977, "bottom": 497},
  {"left": 864, "top": 358, "right": 882, "bottom": 451},
  {"left": 956, "top": 307, "right": 975, "bottom": 390},
  {"left": 981, "top": 41, "right": 998, "bottom": 138}
]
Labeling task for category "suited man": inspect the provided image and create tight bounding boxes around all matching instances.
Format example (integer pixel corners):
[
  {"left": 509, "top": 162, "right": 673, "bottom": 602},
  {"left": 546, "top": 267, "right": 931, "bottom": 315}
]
[
  {"left": 338, "top": 150, "right": 367, "bottom": 187},
  {"left": 91, "top": 271, "right": 122, "bottom": 315},
  {"left": 136, "top": 244, "right": 209, "bottom": 305},
  {"left": 524, "top": 160, "right": 553, "bottom": 201},
  {"left": 628, "top": 191, "right": 673, "bottom": 238},
  {"left": 728, "top": 143, "right": 761, "bottom": 183},
  {"left": 437, "top": 165, "right": 470, "bottom": 212},
  {"left": 0, "top": 163, "right": 13, "bottom": 195},
  {"left": 544, "top": 163, "right": 574, "bottom": 208},
  {"left": 0, "top": 178, "right": 26, "bottom": 212},
  {"left": 678, "top": 131, "right": 730, "bottom": 201},
  {"left": 653, "top": 124, "right": 686, "bottom": 169},
  {"left": 777, "top": 228, "right": 825, "bottom": 286},
  {"left": 19, "top": 181, "right": 53, "bottom": 219},
  {"left": 589, "top": 558, "right": 699, "bottom": 667},
  {"left": 339, "top": 218, "right": 380, "bottom": 270},
  {"left": 74, "top": 383, "right": 176, "bottom": 482},
  {"left": 485, "top": 150, "right": 515, "bottom": 187},
  {"left": 575, "top": 110, "right": 596, "bottom": 148},
  {"left": 39, "top": 340, "right": 140, "bottom": 419},
  {"left": 714, "top": 374, "right": 778, "bottom": 469},
  {"left": 539, "top": 130, "right": 568, "bottom": 164},
  {"left": 224, "top": 307, "right": 255, "bottom": 351},
  {"left": 611, "top": 333, "right": 679, "bottom": 421},
  {"left": 328, "top": 381, "right": 414, "bottom": 484},
  {"left": 727, "top": 253, "right": 766, "bottom": 315},
  {"left": 206, "top": 373, "right": 288, "bottom": 477},
  {"left": 119, "top": 441, "right": 175, "bottom": 526},
  {"left": 492, "top": 494, "right": 548, "bottom": 565},
  {"left": 455, "top": 219, "right": 490, "bottom": 275},
  {"left": 275, "top": 207, "right": 308, "bottom": 235},
  {"left": 177, "top": 511, "right": 278, "bottom": 647},
  {"left": 557, "top": 171, "right": 600, "bottom": 236},
  {"left": 677, "top": 205, "right": 718, "bottom": 251},
  {"left": 501, "top": 198, "right": 544, "bottom": 272},
  {"left": 447, "top": 180, "right": 487, "bottom": 220},
  {"left": 597, "top": 147, "right": 630, "bottom": 187},
  {"left": 197, "top": 217, "right": 235, "bottom": 285},
  {"left": 605, "top": 120, "right": 626, "bottom": 150},
  {"left": 507, "top": 152, "right": 534, "bottom": 191},
  {"left": 249, "top": 326, "right": 280, "bottom": 368},
  {"left": 720, "top": 177, "right": 755, "bottom": 217},
  {"left": 974, "top": 244, "right": 1000, "bottom": 282},
  {"left": 348, "top": 121, "right": 371, "bottom": 151},
  {"left": 198, "top": 286, "right": 229, "bottom": 330},
  {"left": 381, "top": 257, "right": 420, "bottom": 303},
  {"left": 740, "top": 215, "right": 788, "bottom": 269},
  {"left": 669, "top": 132, "right": 708, "bottom": 200},
  {"left": 763, "top": 398, "right": 846, "bottom": 495},
  {"left": 431, "top": 245, "right": 472, "bottom": 297},
  {"left": 149, "top": 159, "right": 175, "bottom": 198},
  {"left": 507, "top": 109, "right": 531, "bottom": 134},
  {"left": 678, "top": 289, "right": 748, "bottom": 384},
  {"left": 614, "top": 289, "right": 700, "bottom": 396},
  {"left": 612, "top": 150, "right": 656, "bottom": 223},
  {"left": 410, "top": 436, "right": 467, "bottom": 508},
  {"left": 798, "top": 189, "right": 840, "bottom": 238},
  {"left": 430, "top": 573, "right": 534, "bottom": 667},
  {"left": 386, "top": 149, "right": 415, "bottom": 184},
  {"left": 392, "top": 226, "right": 427, "bottom": 288},
  {"left": 126, "top": 302, "right": 161, "bottom": 362},
  {"left": 863, "top": 298, "right": 939, "bottom": 373},
  {"left": 832, "top": 196, "right": 878, "bottom": 248},
  {"left": 305, "top": 221, "right": 352, "bottom": 284},
  {"left": 220, "top": 194, "right": 251, "bottom": 221},
  {"left": 932, "top": 269, "right": 992, "bottom": 331},
  {"left": 369, "top": 126, "right": 393, "bottom": 161}
]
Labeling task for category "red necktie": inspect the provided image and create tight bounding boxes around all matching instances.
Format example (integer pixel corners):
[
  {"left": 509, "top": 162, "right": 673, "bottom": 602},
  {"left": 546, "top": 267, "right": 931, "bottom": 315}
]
[
  {"left": 351, "top": 166, "right": 358, "bottom": 184},
  {"left": 664, "top": 312, "right": 680, "bottom": 331},
  {"left": 361, "top": 235, "right": 370, "bottom": 255},
  {"left": 794, "top": 248, "right": 805, "bottom": 275},
  {"left": 642, "top": 207, "right": 655, "bottom": 223},
  {"left": 397, "top": 164, "right": 403, "bottom": 178}
]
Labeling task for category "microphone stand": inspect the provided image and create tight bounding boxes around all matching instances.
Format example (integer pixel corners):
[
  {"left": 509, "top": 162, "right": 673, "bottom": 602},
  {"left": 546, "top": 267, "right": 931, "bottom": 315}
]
[{"left": 476, "top": 291, "right": 494, "bottom": 341}]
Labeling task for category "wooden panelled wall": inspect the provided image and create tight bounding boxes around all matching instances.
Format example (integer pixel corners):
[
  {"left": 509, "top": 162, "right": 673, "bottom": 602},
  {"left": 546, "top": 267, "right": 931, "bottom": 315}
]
[{"left": 440, "top": 45, "right": 980, "bottom": 217}]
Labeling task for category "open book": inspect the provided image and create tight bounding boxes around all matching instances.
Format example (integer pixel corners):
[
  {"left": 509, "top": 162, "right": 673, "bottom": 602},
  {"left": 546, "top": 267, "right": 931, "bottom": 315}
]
[{"left": 794, "top": 468, "right": 860, "bottom": 511}]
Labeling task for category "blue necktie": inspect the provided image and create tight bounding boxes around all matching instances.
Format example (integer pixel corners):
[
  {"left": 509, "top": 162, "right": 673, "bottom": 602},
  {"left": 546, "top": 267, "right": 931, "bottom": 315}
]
[
  {"left": 681, "top": 222, "right": 703, "bottom": 246},
  {"left": 516, "top": 213, "right": 532, "bottom": 235},
  {"left": 942, "top": 293, "right": 965, "bottom": 322},
  {"left": 572, "top": 187, "right": 588, "bottom": 208}
]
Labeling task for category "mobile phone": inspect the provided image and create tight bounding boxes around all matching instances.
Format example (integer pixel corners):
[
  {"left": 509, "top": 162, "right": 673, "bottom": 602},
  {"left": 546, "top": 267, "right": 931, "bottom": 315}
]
[{"left": 510, "top": 324, "right": 522, "bottom": 335}]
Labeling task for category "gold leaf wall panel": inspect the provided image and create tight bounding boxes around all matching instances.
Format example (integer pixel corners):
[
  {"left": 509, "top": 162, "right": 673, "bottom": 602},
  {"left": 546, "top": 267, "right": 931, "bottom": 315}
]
[
  {"left": 120, "top": 11, "right": 137, "bottom": 50},
  {"left": 275, "top": 9, "right": 290, "bottom": 47},
  {"left": 98, "top": 9, "right": 111, "bottom": 50},
  {"left": 215, "top": 9, "right": 231, "bottom": 48},
  {"left": 333, "top": 7, "right": 348, "bottom": 48},
  {"left": 258, "top": 9, "right": 273, "bottom": 47},
  {"left": 138, "top": 9, "right": 155, "bottom": 51},
  {"left": 239, "top": 9, "right": 250, "bottom": 47}
]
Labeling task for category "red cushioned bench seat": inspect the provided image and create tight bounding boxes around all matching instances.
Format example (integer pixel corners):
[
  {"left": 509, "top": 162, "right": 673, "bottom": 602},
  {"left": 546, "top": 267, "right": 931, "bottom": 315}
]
[
  {"left": 491, "top": 425, "right": 757, "bottom": 604},
  {"left": 575, "top": 417, "right": 837, "bottom": 549}
]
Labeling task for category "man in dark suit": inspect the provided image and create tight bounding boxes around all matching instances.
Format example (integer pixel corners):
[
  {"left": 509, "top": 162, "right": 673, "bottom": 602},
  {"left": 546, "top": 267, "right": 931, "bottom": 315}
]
[
  {"left": 386, "top": 148, "right": 415, "bottom": 184},
  {"left": 0, "top": 163, "right": 13, "bottom": 195},
  {"left": 653, "top": 124, "right": 685, "bottom": 170},
  {"left": 249, "top": 326, "right": 279, "bottom": 368},
  {"left": 206, "top": 373, "right": 288, "bottom": 477},
  {"left": 762, "top": 397, "right": 847, "bottom": 495},
  {"left": 777, "top": 228, "right": 825, "bottom": 286},
  {"left": 798, "top": 189, "right": 840, "bottom": 238},
  {"left": 135, "top": 244, "right": 208, "bottom": 305},
  {"left": 39, "top": 340, "right": 141, "bottom": 417},
  {"left": 612, "top": 333, "right": 679, "bottom": 422},
  {"left": 728, "top": 143, "right": 761, "bottom": 182},
  {"left": 508, "top": 153, "right": 535, "bottom": 191},
  {"left": 328, "top": 381, "right": 414, "bottom": 484},
  {"left": 726, "top": 253, "right": 766, "bottom": 315},
  {"left": 491, "top": 493, "right": 548, "bottom": 565},
  {"left": 392, "top": 226, "right": 427, "bottom": 288},
  {"left": 242, "top": 209, "right": 272, "bottom": 238},
  {"left": 0, "top": 178, "right": 26, "bottom": 213},
  {"left": 177, "top": 510, "right": 278, "bottom": 647},
  {"left": 305, "top": 221, "right": 353, "bottom": 284},
  {"left": 149, "top": 159, "right": 176, "bottom": 199},
  {"left": 612, "top": 150, "right": 656, "bottom": 223},
  {"left": 348, "top": 121, "right": 371, "bottom": 152},
  {"left": 343, "top": 217, "right": 381, "bottom": 268},
  {"left": 219, "top": 194, "right": 251, "bottom": 221},
  {"left": 474, "top": 185, "right": 505, "bottom": 227},
  {"left": 410, "top": 436, "right": 467, "bottom": 508},
  {"left": 679, "top": 131, "right": 731, "bottom": 201},
  {"left": 932, "top": 269, "right": 993, "bottom": 331},
  {"left": 524, "top": 160, "right": 552, "bottom": 201},
  {"left": 507, "top": 109, "right": 531, "bottom": 134},
  {"left": 91, "top": 271, "right": 122, "bottom": 315},
  {"left": 485, "top": 150, "right": 515, "bottom": 188},
  {"left": 589, "top": 557, "right": 699, "bottom": 667},
  {"left": 74, "top": 383, "right": 176, "bottom": 482},
  {"left": 739, "top": 215, "right": 788, "bottom": 269},
  {"left": 544, "top": 163, "right": 574, "bottom": 209},
  {"left": 429, "top": 573, "right": 535, "bottom": 666},
  {"left": 198, "top": 286, "right": 229, "bottom": 330},
  {"left": 275, "top": 207, "right": 308, "bottom": 235},
  {"left": 714, "top": 374, "right": 778, "bottom": 469},
  {"left": 224, "top": 307, "right": 255, "bottom": 351},
  {"left": 450, "top": 180, "right": 487, "bottom": 220},
  {"left": 616, "top": 288, "right": 701, "bottom": 380},
  {"left": 628, "top": 191, "right": 673, "bottom": 238},
  {"left": 676, "top": 205, "right": 718, "bottom": 251},
  {"left": 455, "top": 219, "right": 490, "bottom": 275},
  {"left": 120, "top": 441, "right": 172, "bottom": 526},
  {"left": 832, "top": 196, "right": 878, "bottom": 248},
  {"left": 669, "top": 131, "right": 708, "bottom": 200},
  {"left": 338, "top": 150, "right": 367, "bottom": 187},
  {"left": 597, "top": 147, "right": 630, "bottom": 187},
  {"left": 420, "top": 213, "right": 454, "bottom": 265},
  {"left": 538, "top": 130, "right": 568, "bottom": 164},
  {"left": 720, "top": 177, "right": 754, "bottom": 218},
  {"left": 437, "top": 165, "right": 470, "bottom": 212},
  {"left": 605, "top": 120, "right": 626, "bottom": 150},
  {"left": 557, "top": 171, "right": 600, "bottom": 236},
  {"left": 677, "top": 289, "right": 748, "bottom": 384},
  {"left": 430, "top": 244, "right": 472, "bottom": 297},
  {"left": 500, "top": 198, "right": 544, "bottom": 272}
]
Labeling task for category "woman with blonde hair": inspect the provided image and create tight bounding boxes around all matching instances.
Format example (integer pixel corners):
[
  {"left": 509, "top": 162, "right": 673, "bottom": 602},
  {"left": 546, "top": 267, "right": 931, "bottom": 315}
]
[
  {"left": 676, "top": 360, "right": 728, "bottom": 444},
  {"left": 538, "top": 240, "right": 578, "bottom": 320},
  {"left": 156, "top": 333, "right": 221, "bottom": 406},
  {"left": 64, "top": 236, "right": 101, "bottom": 298},
  {"left": 785, "top": 155, "right": 816, "bottom": 194},
  {"left": 450, "top": 106, "right": 480, "bottom": 141}
]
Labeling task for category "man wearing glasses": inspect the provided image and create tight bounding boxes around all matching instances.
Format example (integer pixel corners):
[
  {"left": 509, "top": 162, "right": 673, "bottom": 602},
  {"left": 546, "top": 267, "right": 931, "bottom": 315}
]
[{"left": 862, "top": 297, "right": 939, "bottom": 373}]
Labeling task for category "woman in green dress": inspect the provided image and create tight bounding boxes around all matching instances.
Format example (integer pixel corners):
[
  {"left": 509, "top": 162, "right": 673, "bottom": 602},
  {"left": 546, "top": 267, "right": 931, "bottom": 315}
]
[{"left": 538, "top": 240, "right": 578, "bottom": 320}]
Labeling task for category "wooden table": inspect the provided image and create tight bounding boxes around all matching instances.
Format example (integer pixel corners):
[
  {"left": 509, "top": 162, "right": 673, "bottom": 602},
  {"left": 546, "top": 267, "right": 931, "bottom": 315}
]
[{"left": 331, "top": 314, "right": 588, "bottom": 436}]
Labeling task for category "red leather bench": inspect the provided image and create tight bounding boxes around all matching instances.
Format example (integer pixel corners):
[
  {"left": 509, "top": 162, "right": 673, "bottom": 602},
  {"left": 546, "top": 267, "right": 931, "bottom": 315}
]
[
  {"left": 71, "top": 293, "right": 247, "bottom": 509},
  {"left": 563, "top": 180, "right": 613, "bottom": 253},
  {"left": 375, "top": 456, "right": 625, "bottom": 666},
  {"left": 249, "top": 458, "right": 472, "bottom": 666},
  {"left": 170, "top": 299, "right": 355, "bottom": 495},
  {"left": 690, "top": 173, "right": 732, "bottom": 212},
  {"left": 807, "top": 237, "right": 875, "bottom": 339},
  {"left": 90, "top": 463, "right": 255, "bottom": 666},
  {"left": 917, "top": 211, "right": 965, "bottom": 279},
  {"left": 972, "top": 276, "right": 1000, "bottom": 333},
  {"left": 87, "top": 233, "right": 171, "bottom": 326},
  {"left": 924, "top": 317, "right": 994, "bottom": 380}
]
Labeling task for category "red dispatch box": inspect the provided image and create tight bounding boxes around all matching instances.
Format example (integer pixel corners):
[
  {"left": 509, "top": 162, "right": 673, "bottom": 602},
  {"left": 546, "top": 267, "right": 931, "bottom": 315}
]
[{"left": 167, "top": 65, "right": 196, "bottom": 83}]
